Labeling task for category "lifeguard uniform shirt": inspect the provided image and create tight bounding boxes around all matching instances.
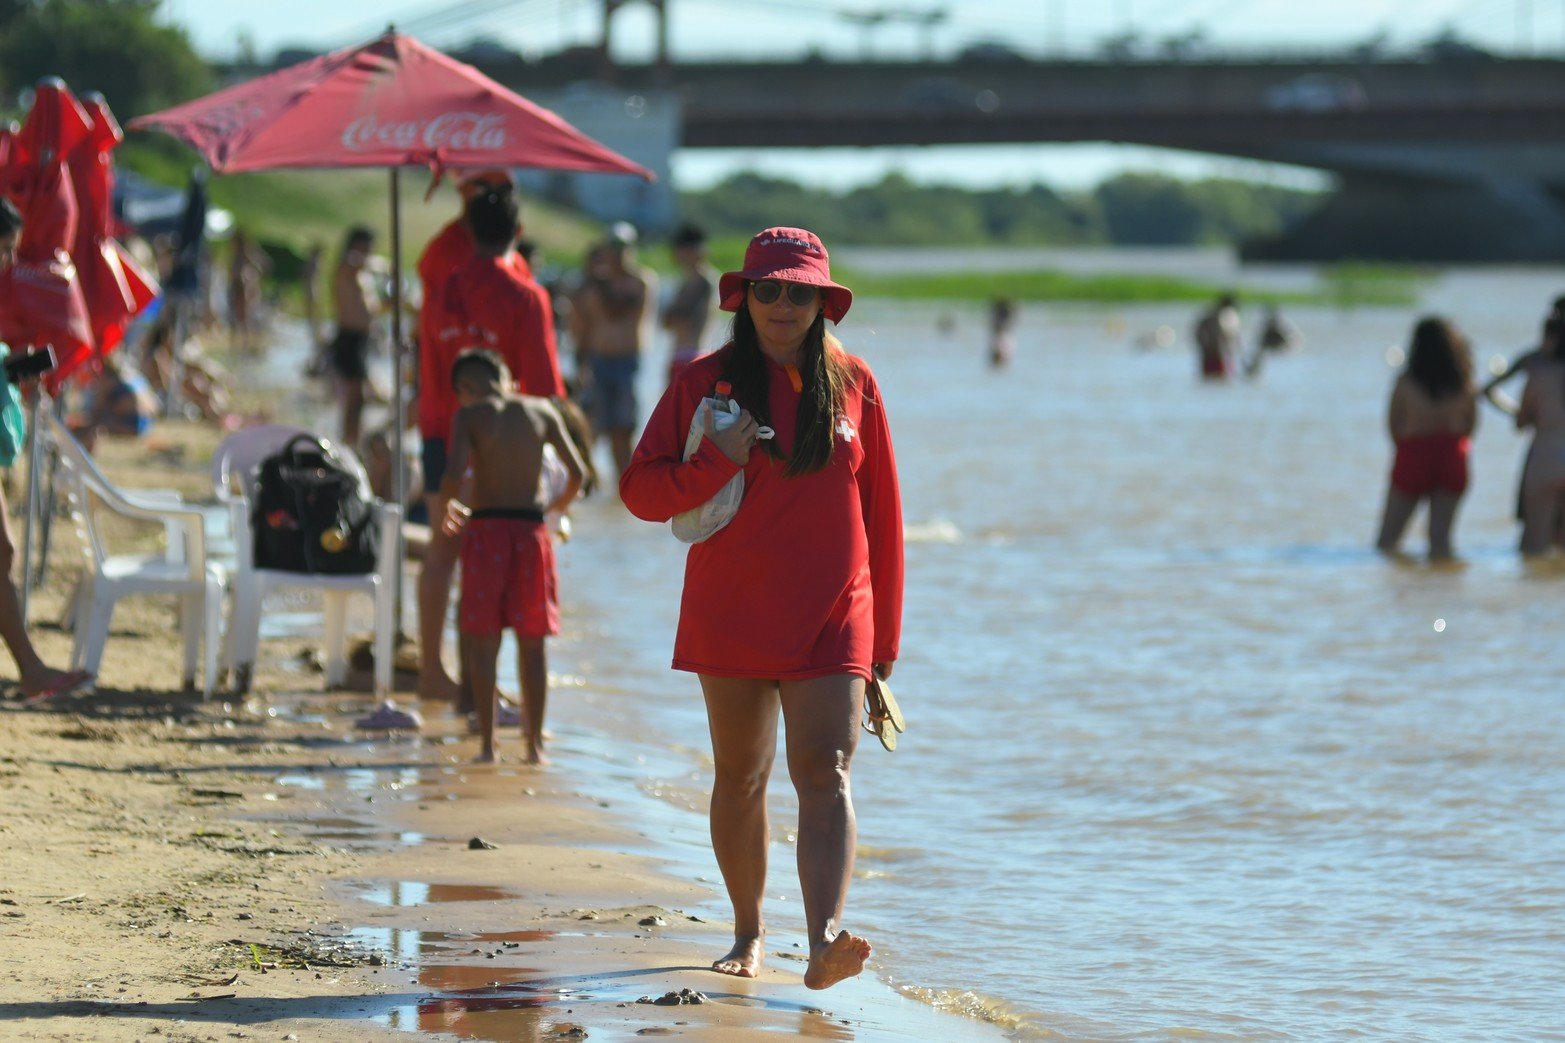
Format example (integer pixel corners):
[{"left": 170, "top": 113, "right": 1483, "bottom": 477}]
[
  {"left": 430, "top": 255, "right": 564, "bottom": 439},
  {"left": 416, "top": 220, "right": 533, "bottom": 439},
  {"left": 620, "top": 346, "right": 903, "bottom": 680}
]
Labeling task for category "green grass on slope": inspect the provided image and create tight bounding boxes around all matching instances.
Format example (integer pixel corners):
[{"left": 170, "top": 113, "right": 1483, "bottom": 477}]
[{"left": 118, "top": 139, "right": 601, "bottom": 275}]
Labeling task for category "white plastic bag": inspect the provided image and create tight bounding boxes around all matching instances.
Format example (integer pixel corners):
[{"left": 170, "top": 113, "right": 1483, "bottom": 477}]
[
  {"left": 671, "top": 396, "right": 747, "bottom": 544},
  {"left": 539, "top": 443, "right": 571, "bottom": 542}
]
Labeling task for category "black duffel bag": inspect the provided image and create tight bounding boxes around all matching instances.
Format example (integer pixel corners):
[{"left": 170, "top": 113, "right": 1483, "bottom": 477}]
[{"left": 250, "top": 435, "right": 378, "bottom": 574}]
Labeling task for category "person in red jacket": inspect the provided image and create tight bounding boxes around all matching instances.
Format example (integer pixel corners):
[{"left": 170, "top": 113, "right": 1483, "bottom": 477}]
[
  {"left": 621, "top": 227, "right": 903, "bottom": 991},
  {"left": 416, "top": 181, "right": 563, "bottom": 706}
]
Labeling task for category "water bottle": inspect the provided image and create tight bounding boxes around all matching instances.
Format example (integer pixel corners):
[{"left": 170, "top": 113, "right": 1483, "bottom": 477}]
[{"left": 713, "top": 381, "right": 731, "bottom": 409}]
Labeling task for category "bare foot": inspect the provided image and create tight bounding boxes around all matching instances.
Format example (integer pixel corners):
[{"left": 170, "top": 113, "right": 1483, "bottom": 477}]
[
  {"left": 803, "top": 931, "right": 871, "bottom": 990},
  {"left": 712, "top": 935, "right": 764, "bottom": 978},
  {"left": 522, "top": 742, "right": 550, "bottom": 767},
  {"left": 21, "top": 666, "right": 93, "bottom": 704},
  {"left": 474, "top": 748, "right": 497, "bottom": 764}
]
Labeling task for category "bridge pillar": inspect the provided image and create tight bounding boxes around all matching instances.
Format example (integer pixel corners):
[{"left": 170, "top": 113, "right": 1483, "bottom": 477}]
[
  {"left": 600, "top": 0, "right": 670, "bottom": 77},
  {"left": 1242, "top": 173, "right": 1565, "bottom": 263}
]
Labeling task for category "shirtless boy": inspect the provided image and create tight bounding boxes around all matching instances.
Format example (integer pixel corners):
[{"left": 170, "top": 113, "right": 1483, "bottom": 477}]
[
  {"left": 329, "top": 226, "right": 379, "bottom": 450},
  {"left": 436, "top": 350, "right": 587, "bottom": 764}
]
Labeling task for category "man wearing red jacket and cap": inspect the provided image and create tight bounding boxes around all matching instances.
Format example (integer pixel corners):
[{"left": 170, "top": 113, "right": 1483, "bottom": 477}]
[{"left": 415, "top": 173, "right": 563, "bottom": 705}]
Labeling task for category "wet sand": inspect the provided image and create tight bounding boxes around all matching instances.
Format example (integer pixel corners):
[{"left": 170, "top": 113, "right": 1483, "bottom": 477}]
[{"left": 0, "top": 425, "right": 999, "bottom": 1042}]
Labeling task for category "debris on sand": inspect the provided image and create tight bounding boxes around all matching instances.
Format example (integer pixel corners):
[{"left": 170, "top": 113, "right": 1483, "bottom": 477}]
[{"left": 638, "top": 988, "right": 707, "bottom": 1006}]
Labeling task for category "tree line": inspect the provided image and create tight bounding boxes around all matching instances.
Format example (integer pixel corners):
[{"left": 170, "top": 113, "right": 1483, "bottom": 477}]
[
  {"left": 681, "top": 171, "right": 1324, "bottom": 247},
  {"left": 0, "top": 0, "right": 209, "bottom": 120}
]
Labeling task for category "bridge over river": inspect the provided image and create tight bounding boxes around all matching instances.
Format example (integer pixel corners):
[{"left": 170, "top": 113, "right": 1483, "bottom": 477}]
[{"left": 487, "top": 50, "right": 1565, "bottom": 261}]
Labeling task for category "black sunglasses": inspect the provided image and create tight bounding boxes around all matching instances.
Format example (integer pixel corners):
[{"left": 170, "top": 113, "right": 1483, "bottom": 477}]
[{"left": 750, "top": 280, "right": 820, "bottom": 307}]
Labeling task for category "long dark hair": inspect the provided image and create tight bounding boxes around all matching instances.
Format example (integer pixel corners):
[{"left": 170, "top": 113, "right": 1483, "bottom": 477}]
[
  {"left": 1406, "top": 317, "right": 1472, "bottom": 400},
  {"left": 722, "top": 303, "right": 850, "bottom": 477}
]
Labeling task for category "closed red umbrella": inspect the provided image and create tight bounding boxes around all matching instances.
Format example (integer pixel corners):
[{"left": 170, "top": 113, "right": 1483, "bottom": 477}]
[
  {"left": 0, "top": 78, "right": 95, "bottom": 391},
  {"left": 69, "top": 93, "right": 157, "bottom": 359}
]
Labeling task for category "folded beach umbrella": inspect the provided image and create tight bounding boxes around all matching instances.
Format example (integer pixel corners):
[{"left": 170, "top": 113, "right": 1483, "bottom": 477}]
[
  {"left": 131, "top": 29, "right": 653, "bottom": 639},
  {"left": 0, "top": 78, "right": 96, "bottom": 389},
  {"left": 68, "top": 93, "right": 158, "bottom": 362}
]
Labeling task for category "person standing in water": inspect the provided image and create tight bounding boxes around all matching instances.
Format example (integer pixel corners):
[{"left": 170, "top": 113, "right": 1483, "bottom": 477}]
[
  {"left": 1514, "top": 325, "right": 1565, "bottom": 556},
  {"left": 1375, "top": 316, "right": 1478, "bottom": 562},
  {"left": 1244, "top": 304, "right": 1301, "bottom": 377},
  {"left": 1194, "top": 293, "right": 1241, "bottom": 380},
  {"left": 988, "top": 297, "right": 1016, "bottom": 368},
  {"left": 621, "top": 227, "right": 902, "bottom": 990}
]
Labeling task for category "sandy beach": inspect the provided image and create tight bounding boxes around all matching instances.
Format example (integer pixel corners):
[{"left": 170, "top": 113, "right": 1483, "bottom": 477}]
[{"left": 0, "top": 423, "right": 1000, "bottom": 1042}]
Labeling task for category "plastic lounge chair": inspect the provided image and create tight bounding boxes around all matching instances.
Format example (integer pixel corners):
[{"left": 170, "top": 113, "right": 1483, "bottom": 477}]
[
  {"left": 43, "top": 412, "right": 227, "bottom": 697},
  {"left": 218, "top": 426, "right": 398, "bottom": 697}
]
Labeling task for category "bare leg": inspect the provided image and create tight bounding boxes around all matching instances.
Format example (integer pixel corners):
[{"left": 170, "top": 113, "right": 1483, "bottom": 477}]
[
  {"left": 1375, "top": 487, "right": 1419, "bottom": 555},
  {"left": 1427, "top": 490, "right": 1463, "bottom": 562},
  {"left": 463, "top": 632, "right": 502, "bottom": 762},
  {"left": 0, "top": 490, "right": 89, "bottom": 698},
  {"left": 515, "top": 636, "right": 548, "bottom": 764},
  {"left": 610, "top": 428, "right": 634, "bottom": 484},
  {"left": 416, "top": 507, "right": 462, "bottom": 702},
  {"left": 779, "top": 673, "right": 871, "bottom": 990},
  {"left": 340, "top": 378, "right": 365, "bottom": 454},
  {"left": 1520, "top": 474, "right": 1562, "bottom": 557},
  {"left": 699, "top": 674, "right": 780, "bottom": 978}
]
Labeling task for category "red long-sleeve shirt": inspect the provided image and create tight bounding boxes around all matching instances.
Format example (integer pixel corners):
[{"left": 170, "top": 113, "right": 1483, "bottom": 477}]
[
  {"left": 429, "top": 255, "right": 564, "bottom": 441},
  {"left": 415, "top": 220, "right": 534, "bottom": 439},
  {"left": 621, "top": 346, "right": 903, "bottom": 680}
]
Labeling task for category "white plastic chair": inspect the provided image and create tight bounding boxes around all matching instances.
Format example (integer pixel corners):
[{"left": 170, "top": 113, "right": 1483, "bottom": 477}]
[
  {"left": 217, "top": 426, "right": 398, "bottom": 697},
  {"left": 44, "top": 411, "right": 227, "bottom": 697}
]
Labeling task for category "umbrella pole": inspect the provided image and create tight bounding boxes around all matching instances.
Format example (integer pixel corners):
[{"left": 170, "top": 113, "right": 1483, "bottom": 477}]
[
  {"left": 19, "top": 391, "right": 43, "bottom": 625},
  {"left": 35, "top": 437, "right": 58, "bottom": 589},
  {"left": 389, "top": 168, "right": 407, "bottom": 648}
]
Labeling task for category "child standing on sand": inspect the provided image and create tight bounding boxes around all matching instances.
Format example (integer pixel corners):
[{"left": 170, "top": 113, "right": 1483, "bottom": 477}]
[{"left": 436, "top": 349, "right": 587, "bottom": 763}]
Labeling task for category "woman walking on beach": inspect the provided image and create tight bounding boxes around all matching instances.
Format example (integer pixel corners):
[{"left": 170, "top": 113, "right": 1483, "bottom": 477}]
[
  {"left": 1375, "top": 316, "right": 1477, "bottom": 562},
  {"left": 621, "top": 227, "right": 903, "bottom": 990}
]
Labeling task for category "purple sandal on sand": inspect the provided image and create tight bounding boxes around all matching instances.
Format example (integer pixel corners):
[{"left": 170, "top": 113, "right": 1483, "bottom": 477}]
[{"left": 355, "top": 700, "right": 423, "bottom": 731}]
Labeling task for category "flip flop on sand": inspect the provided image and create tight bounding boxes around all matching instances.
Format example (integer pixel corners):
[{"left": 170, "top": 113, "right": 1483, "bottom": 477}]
[
  {"left": 862, "top": 675, "right": 905, "bottom": 753},
  {"left": 23, "top": 669, "right": 94, "bottom": 705},
  {"left": 355, "top": 700, "right": 423, "bottom": 731},
  {"left": 468, "top": 698, "right": 524, "bottom": 733}
]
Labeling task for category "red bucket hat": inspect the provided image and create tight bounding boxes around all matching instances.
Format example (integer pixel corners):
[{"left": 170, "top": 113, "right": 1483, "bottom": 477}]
[{"left": 718, "top": 227, "right": 853, "bottom": 324}]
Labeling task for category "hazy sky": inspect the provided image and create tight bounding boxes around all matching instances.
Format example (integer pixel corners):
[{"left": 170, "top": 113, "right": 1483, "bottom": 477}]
[{"left": 156, "top": 0, "right": 1564, "bottom": 189}]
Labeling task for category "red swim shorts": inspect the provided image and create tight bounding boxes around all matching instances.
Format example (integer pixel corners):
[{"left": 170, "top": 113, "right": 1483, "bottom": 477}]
[
  {"left": 1391, "top": 433, "right": 1471, "bottom": 498},
  {"left": 459, "top": 516, "right": 559, "bottom": 638}
]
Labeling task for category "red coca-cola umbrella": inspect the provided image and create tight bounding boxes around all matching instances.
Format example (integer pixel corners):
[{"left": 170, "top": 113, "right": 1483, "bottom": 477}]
[
  {"left": 131, "top": 29, "right": 653, "bottom": 646},
  {"left": 0, "top": 78, "right": 96, "bottom": 392},
  {"left": 69, "top": 93, "right": 158, "bottom": 359},
  {"left": 130, "top": 30, "right": 651, "bottom": 179}
]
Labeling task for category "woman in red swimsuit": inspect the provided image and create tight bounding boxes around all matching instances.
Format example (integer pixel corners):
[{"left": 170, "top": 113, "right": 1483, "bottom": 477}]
[
  {"left": 621, "top": 227, "right": 902, "bottom": 990},
  {"left": 1375, "top": 316, "right": 1477, "bottom": 561}
]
